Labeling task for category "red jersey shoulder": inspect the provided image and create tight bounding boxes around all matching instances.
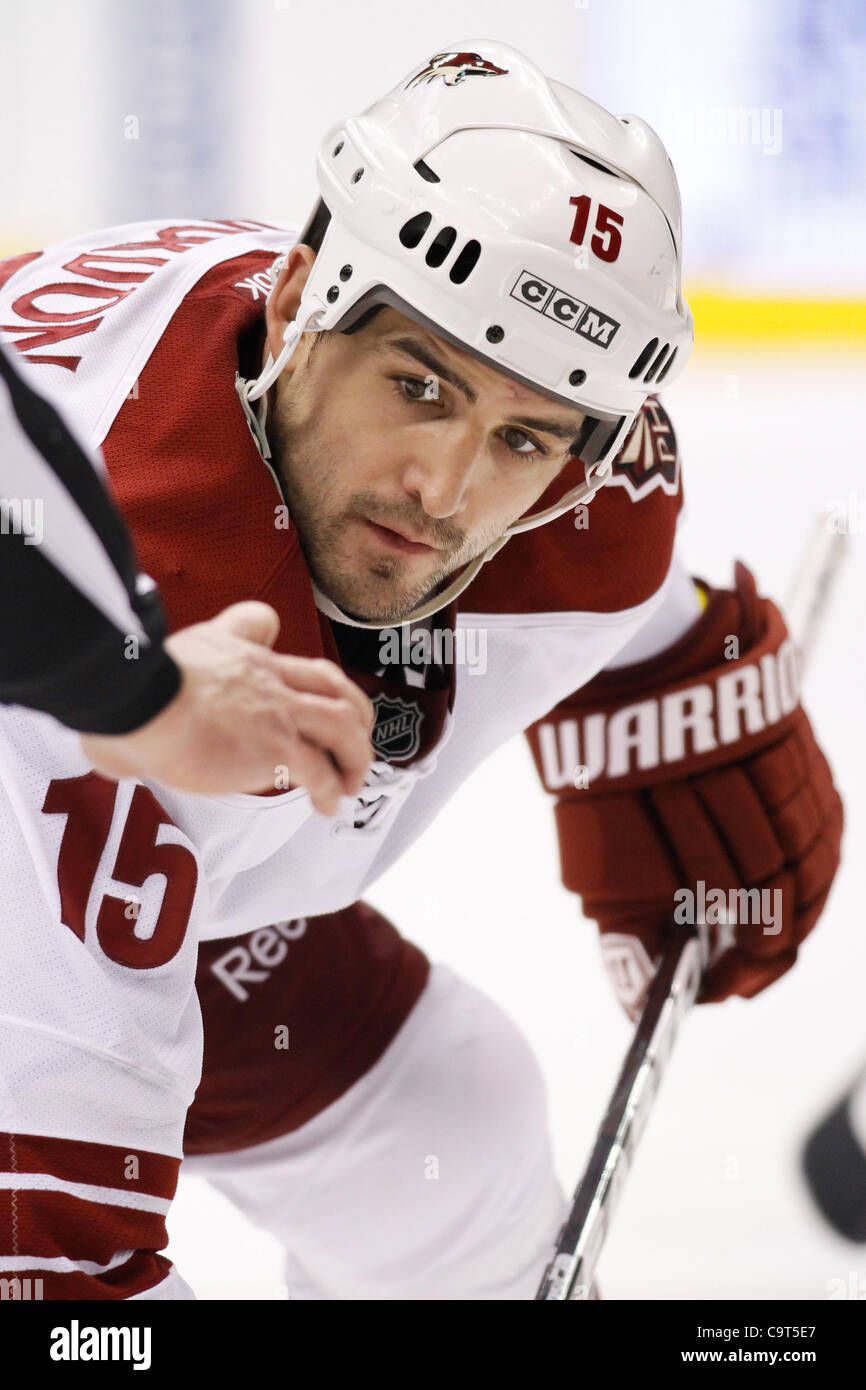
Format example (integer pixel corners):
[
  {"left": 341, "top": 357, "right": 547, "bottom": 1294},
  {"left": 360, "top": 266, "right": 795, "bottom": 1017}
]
[
  {"left": 101, "top": 247, "right": 326, "bottom": 662},
  {"left": 460, "top": 395, "right": 683, "bottom": 617}
]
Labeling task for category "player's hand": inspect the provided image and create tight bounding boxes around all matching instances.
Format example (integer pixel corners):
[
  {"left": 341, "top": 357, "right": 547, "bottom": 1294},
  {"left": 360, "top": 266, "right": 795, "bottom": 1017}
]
[
  {"left": 526, "top": 563, "right": 843, "bottom": 1018},
  {"left": 80, "top": 601, "right": 376, "bottom": 811}
]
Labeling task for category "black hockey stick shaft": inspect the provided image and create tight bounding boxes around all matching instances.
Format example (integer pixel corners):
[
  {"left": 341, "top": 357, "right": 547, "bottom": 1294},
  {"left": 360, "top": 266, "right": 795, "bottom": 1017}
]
[
  {"left": 536, "top": 920, "right": 700, "bottom": 1299},
  {"left": 536, "top": 519, "right": 848, "bottom": 1302}
]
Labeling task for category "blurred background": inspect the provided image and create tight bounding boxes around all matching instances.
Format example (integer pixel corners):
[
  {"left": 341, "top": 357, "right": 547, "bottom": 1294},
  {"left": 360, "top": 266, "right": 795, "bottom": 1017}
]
[{"left": 2, "top": 0, "right": 864, "bottom": 1299}]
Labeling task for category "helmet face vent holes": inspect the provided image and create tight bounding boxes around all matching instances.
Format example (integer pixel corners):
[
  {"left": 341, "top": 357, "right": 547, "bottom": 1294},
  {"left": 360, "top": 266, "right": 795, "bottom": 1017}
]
[
  {"left": 628, "top": 338, "right": 659, "bottom": 380},
  {"left": 351, "top": 167, "right": 365, "bottom": 184},
  {"left": 332, "top": 140, "right": 344, "bottom": 157},
  {"left": 425, "top": 226, "right": 457, "bottom": 268},
  {"left": 655, "top": 346, "right": 678, "bottom": 384},
  {"left": 399, "top": 212, "right": 432, "bottom": 248},
  {"left": 449, "top": 240, "right": 481, "bottom": 284},
  {"left": 413, "top": 158, "right": 441, "bottom": 183},
  {"left": 569, "top": 369, "right": 587, "bottom": 387}
]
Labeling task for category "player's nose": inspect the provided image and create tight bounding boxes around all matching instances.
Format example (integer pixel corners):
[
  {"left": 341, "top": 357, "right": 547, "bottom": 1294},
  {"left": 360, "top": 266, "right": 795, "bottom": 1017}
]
[{"left": 400, "top": 427, "right": 482, "bottom": 519}]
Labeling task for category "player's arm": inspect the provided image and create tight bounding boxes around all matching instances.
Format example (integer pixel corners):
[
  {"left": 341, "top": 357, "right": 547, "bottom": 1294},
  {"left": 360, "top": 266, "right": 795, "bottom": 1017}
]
[{"left": 525, "top": 558, "right": 843, "bottom": 1016}]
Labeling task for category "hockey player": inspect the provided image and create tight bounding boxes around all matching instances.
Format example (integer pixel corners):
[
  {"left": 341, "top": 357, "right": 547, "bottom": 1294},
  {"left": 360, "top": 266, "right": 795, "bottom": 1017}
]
[{"left": 0, "top": 41, "right": 842, "bottom": 1299}]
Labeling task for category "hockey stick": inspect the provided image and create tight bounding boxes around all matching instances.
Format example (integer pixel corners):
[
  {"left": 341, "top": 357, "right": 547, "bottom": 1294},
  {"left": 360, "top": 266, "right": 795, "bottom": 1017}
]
[{"left": 536, "top": 518, "right": 848, "bottom": 1301}]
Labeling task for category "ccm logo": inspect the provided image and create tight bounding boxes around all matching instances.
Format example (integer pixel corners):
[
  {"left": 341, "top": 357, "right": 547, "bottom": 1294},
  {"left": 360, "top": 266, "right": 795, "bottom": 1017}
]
[
  {"left": 510, "top": 270, "right": 620, "bottom": 347},
  {"left": 210, "top": 917, "right": 308, "bottom": 1001}
]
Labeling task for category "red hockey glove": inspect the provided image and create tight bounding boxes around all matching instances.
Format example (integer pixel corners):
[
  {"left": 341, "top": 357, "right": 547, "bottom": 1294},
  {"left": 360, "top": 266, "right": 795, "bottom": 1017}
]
[{"left": 526, "top": 563, "right": 843, "bottom": 1015}]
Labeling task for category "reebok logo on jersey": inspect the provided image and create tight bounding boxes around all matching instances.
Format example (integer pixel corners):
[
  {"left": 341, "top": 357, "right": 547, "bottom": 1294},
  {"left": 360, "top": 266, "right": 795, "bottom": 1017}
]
[
  {"left": 535, "top": 640, "right": 801, "bottom": 789},
  {"left": 234, "top": 269, "right": 274, "bottom": 300},
  {"left": 210, "top": 918, "right": 308, "bottom": 1001},
  {"left": 510, "top": 271, "right": 620, "bottom": 347}
]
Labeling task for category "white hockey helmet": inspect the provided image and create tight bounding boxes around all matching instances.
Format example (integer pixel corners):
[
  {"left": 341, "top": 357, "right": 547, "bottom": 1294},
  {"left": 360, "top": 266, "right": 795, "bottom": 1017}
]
[{"left": 244, "top": 39, "right": 693, "bottom": 626}]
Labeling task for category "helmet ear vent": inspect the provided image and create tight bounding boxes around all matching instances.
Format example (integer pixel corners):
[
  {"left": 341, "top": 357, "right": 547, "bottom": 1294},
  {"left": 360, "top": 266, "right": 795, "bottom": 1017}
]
[
  {"left": 629, "top": 339, "right": 658, "bottom": 379},
  {"left": 630, "top": 339, "right": 674, "bottom": 383},
  {"left": 655, "top": 346, "right": 678, "bottom": 383},
  {"left": 399, "top": 212, "right": 432, "bottom": 248},
  {"left": 413, "top": 158, "right": 440, "bottom": 183},
  {"left": 644, "top": 343, "right": 671, "bottom": 383}
]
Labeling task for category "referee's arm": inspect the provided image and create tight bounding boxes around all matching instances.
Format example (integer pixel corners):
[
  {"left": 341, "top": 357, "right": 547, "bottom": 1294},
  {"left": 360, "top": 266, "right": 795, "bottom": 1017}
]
[{"left": 0, "top": 339, "right": 181, "bottom": 734}]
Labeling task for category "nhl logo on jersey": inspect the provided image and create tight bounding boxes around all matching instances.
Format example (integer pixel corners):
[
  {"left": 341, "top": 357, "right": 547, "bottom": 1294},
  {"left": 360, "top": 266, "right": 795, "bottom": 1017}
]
[{"left": 371, "top": 693, "right": 423, "bottom": 762}]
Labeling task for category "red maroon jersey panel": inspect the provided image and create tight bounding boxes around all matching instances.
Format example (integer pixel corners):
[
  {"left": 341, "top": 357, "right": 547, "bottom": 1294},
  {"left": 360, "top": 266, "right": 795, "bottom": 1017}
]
[
  {"left": 100, "top": 250, "right": 326, "bottom": 663},
  {"left": 0, "top": 1131, "right": 179, "bottom": 1300},
  {"left": 184, "top": 902, "right": 430, "bottom": 1155}
]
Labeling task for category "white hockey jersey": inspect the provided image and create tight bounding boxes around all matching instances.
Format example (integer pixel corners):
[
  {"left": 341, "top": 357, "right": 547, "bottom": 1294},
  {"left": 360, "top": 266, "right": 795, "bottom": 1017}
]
[{"left": 0, "top": 219, "right": 688, "bottom": 1199}]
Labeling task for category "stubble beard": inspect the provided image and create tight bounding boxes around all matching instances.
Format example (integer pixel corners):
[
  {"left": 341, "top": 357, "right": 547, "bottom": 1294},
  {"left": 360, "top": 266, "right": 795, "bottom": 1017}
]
[{"left": 268, "top": 400, "right": 493, "bottom": 625}]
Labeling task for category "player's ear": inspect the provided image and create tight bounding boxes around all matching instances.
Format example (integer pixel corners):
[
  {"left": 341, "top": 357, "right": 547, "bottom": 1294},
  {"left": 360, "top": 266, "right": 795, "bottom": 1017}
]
[{"left": 265, "top": 244, "right": 316, "bottom": 364}]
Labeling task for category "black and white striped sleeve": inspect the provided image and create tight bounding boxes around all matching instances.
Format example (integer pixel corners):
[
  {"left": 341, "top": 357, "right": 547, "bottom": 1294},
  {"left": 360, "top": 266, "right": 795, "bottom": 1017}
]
[{"left": 0, "top": 340, "right": 181, "bottom": 734}]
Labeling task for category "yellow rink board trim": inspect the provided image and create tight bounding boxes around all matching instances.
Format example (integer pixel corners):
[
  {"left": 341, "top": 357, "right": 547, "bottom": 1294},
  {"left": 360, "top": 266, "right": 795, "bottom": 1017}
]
[
  {"left": 685, "top": 289, "right": 866, "bottom": 344},
  {"left": 0, "top": 236, "right": 863, "bottom": 344}
]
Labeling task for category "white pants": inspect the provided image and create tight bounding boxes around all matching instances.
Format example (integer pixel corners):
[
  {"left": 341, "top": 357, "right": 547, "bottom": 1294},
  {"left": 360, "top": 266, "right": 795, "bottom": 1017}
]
[
  {"left": 184, "top": 963, "right": 566, "bottom": 1299},
  {"left": 129, "top": 1269, "right": 196, "bottom": 1300}
]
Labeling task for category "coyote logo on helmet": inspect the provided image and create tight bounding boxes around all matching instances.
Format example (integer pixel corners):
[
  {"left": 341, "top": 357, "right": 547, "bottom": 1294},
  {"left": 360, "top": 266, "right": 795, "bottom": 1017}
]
[{"left": 406, "top": 52, "right": 509, "bottom": 89}]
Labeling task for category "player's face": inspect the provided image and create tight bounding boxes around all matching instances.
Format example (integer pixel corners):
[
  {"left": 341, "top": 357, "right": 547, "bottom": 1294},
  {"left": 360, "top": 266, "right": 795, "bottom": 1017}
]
[{"left": 265, "top": 250, "right": 587, "bottom": 624}]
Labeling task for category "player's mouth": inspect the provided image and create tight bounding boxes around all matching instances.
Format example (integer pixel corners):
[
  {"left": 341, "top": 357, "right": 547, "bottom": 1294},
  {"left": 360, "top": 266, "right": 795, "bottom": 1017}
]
[{"left": 363, "top": 518, "right": 439, "bottom": 555}]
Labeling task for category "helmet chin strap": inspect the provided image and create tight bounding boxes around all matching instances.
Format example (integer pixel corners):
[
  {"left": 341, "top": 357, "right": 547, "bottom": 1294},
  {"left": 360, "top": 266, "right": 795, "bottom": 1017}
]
[
  {"left": 310, "top": 542, "right": 504, "bottom": 631},
  {"left": 308, "top": 454, "right": 613, "bottom": 631},
  {"left": 243, "top": 295, "right": 326, "bottom": 405}
]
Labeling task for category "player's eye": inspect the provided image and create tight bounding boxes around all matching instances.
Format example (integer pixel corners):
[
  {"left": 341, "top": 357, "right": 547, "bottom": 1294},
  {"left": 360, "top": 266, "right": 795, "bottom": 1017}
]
[
  {"left": 500, "top": 426, "right": 546, "bottom": 458},
  {"left": 392, "top": 374, "right": 441, "bottom": 404},
  {"left": 392, "top": 377, "right": 548, "bottom": 460}
]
